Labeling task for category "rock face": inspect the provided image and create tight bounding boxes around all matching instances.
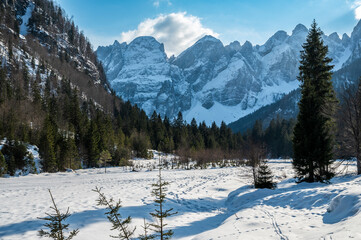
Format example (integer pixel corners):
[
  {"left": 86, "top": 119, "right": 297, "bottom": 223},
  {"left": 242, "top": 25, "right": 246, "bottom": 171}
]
[{"left": 97, "top": 21, "right": 361, "bottom": 125}]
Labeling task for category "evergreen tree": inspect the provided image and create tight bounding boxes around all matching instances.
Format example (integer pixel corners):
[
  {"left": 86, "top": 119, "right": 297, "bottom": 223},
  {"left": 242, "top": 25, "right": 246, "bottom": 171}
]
[
  {"left": 150, "top": 164, "right": 177, "bottom": 240},
  {"left": 292, "top": 20, "right": 338, "bottom": 182},
  {"left": 40, "top": 115, "right": 58, "bottom": 172},
  {"left": 38, "top": 189, "right": 79, "bottom": 240},
  {"left": 87, "top": 120, "right": 100, "bottom": 167},
  {"left": 254, "top": 160, "right": 276, "bottom": 189},
  {"left": 0, "top": 151, "right": 7, "bottom": 176},
  {"left": 93, "top": 186, "right": 135, "bottom": 240},
  {"left": 99, "top": 150, "right": 112, "bottom": 173}
]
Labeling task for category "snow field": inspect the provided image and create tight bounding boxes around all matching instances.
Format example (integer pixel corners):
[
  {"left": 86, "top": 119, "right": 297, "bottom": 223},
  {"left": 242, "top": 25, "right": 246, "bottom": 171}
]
[{"left": 1, "top": 160, "right": 361, "bottom": 240}]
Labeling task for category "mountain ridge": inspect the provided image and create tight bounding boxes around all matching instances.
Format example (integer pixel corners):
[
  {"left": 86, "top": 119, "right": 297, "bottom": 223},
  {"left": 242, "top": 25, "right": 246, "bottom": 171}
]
[{"left": 97, "top": 21, "right": 361, "bottom": 126}]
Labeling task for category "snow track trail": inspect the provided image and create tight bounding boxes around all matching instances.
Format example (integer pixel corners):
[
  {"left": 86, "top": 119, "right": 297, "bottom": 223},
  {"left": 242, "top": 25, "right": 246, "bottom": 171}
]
[
  {"left": 1, "top": 160, "right": 361, "bottom": 240},
  {"left": 262, "top": 209, "right": 289, "bottom": 240}
]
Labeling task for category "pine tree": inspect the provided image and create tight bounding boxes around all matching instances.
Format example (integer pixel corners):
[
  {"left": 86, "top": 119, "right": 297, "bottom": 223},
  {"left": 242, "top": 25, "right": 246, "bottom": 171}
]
[
  {"left": 0, "top": 151, "right": 7, "bottom": 176},
  {"left": 38, "top": 189, "right": 79, "bottom": 240},
  {"left": 292, "top": 20, "right": 338, "bottom": 182},
  {"left": 40, "top": 115, "right": 58, "bottom": 172},
  {"left": 99, "top": 150, "right": 112, "bottom": 173},
  {"left": 93, "top": 186, "right": 135, "bottom": 240},
  {"left": 87, "top": 120, "right": 100, "bottom": 167},
  {"left": 255, "top": 160, "right": 276, "bottom": 189},
  {"left": 150, "top": 162, "right": 177, "bottom": 240}
]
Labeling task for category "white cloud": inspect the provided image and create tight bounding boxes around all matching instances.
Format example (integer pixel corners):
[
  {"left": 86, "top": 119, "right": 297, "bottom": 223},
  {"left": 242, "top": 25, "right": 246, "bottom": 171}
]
[
  {"left": 118, "top": 12, "right": 219, "bottom": 56},
  {"left": 356, "top": 5, "right": 361, "bottom": 19},
  {"left": 350, "top": 0, "right": 361, "bottom": 19}
]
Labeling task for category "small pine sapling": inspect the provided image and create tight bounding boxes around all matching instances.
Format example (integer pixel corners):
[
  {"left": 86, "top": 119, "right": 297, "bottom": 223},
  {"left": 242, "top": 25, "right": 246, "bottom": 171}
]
[
  {"left": 255, "top": 160, "right": 276, "bottom": 189},
  {"left": 38, "top": 189, "right": 79, "bottom": 240},
  {"left": 150, "top": 164, "right": 177, "bottom": 240},
  {"left": 138, "top": 218, "right": 156, "bottom": 240},
  {"left": 93, "top": 186, "right": 135, "bottom": 239}
]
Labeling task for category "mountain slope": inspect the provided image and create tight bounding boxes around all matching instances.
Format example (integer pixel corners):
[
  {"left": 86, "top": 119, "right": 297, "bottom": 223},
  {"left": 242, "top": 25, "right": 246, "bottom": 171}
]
[{"left": 97, "top": 22, "right": 358, "bottom": 125}]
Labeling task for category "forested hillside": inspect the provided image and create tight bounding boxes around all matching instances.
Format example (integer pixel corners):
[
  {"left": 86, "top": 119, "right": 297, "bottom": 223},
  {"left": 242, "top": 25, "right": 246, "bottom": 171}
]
[{"left": 0, "top": 0, "right": 251, "bottom": 176}]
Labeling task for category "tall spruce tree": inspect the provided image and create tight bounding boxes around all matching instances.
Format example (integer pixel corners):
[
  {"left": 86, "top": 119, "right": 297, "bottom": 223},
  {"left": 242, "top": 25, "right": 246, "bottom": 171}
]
[
  {"left": 40, "top": 115, "right": 58, "bottom": 173},
  {"left": 292, "top": 20, "right": 338, "bottom": 182}
]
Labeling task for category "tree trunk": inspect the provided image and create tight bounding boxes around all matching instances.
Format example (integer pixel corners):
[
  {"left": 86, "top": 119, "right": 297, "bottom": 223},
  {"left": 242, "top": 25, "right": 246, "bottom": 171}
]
[{"left": 357, "top": 149, "right": 361, "bottom": 175}]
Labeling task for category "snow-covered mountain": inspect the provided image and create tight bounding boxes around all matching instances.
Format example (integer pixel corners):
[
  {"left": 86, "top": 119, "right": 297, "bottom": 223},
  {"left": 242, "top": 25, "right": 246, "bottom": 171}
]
[{"left": 97, "top": 21, "right": 361, "bottom": 125}]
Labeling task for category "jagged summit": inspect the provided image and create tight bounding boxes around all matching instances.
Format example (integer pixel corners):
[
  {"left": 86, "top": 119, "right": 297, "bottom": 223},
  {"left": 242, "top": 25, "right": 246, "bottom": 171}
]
[
  {"left": 240, "top": 40, "right": 253, "bottom": 53},
  {"left": 196, "top": 35, "right": 222, "bottom": 44},
  {"left": 97, "top": 22, "right": 361, "bottom": 125},
  {"left": 329, "top": 32, "right": 341, "bottom": 42},
  {"left": 351, "top": 19, "right": 361, "bottom": 42},
  {"left": 128, "top": 36, "right": 165, "bottom": 52},
  {"left": 292, "top": 24, "right": 308, "bottom": 35},
  {"left": 272, "top": 30, "right": 288, "bottom": 41},
  {"left": 113, "top": 39, "right": 121, "bottom": 46}
]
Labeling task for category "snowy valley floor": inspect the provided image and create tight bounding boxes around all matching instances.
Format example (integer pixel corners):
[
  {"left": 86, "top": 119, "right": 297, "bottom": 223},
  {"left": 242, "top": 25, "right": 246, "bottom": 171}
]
[{"left": 1, "top": 159, "right": 361, "bottom": 240}]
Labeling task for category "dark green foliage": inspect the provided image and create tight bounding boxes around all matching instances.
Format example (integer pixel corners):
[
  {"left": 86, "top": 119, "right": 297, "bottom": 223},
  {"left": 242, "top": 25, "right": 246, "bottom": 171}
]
[
  {"left": 39, "top": 115, "right": 58, "bottom": 172},
  {"left": 38, "top": 189, "right": 79, "bottom": 240},
  {"left": 0, "top": 0, "right": 259, "bottom": 175},
  {"left": 254, "top": 160, "right": 276, "bottom": 189},
  {"left": 87, "top": 120, "right": 100, "bottom": 167},
  {"left": 131, "top": 131, "right": 151, "bottom": 159},
  {"left": 242, "top": 117, "right": 295, "bottom": 158},
  {"left": 264, "top": 117, "right": 295, "bottom": 158},
  {"left": 99, "top": 150, "right": 112, "bottom": 173},
  {"left": 150, "top": 167, "right": 177, "bottom": 240},
  {"left": 1, "top": 140, "right": 28, "bottom": 175},
  {"left": 292, "top": 20, "right": 338, "bottom": 182},
  {"left": 0, "top": 151, "right": 7, "bottom": 177},
  {"left": 93, "top": 187, "right": 135, "bottom": 240}
]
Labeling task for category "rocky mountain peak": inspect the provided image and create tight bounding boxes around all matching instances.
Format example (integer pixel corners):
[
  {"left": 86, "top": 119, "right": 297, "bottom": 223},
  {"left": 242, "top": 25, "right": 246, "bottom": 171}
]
[
  {"left": 351, "top": 20, "right": 361, "bottom": 44},
  {"left": 292, "top": 24, "right": 308, "bottom": 35},
  {"left": 196, "top": 35, "right": 223, "bottom": 44},
  {"left": 128, "top": 36, "right": 165, "bottom": 52},
  {"left": 173, "top": 35, "right": 225, "bottom": 69},
  {"left": 342, "top": 33, "right": 351, "bottom": 46},
  {"left": 97, "top": 22, "right": 359, "bottom": 126},
  {"left": 329, "top": 32, "right": 341, "bottom": 43},
  {"left": 240, "top": 40, "right": 253, "bottom": 54}
]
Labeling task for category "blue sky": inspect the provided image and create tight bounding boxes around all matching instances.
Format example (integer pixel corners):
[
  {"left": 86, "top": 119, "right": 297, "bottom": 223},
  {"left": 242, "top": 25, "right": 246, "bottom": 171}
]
[{"left": 56, "top": 0, "right": 361, "bottom": 56}]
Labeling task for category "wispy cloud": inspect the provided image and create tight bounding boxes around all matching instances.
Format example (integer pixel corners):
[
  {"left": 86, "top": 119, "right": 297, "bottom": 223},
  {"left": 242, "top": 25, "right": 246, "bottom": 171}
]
[
  {"left": 118, "top": 12, "right": 218, "bottom": 56},
  {"left": 153, "top": 0, "right": 171, "bottom": 8},
  {"left": 153, "top": 1, "right": 160, "bottom": 7}
]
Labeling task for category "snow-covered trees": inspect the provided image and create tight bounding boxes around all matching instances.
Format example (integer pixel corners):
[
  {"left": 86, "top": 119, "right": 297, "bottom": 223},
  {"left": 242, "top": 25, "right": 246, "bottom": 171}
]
[{"left": 293, "top": 20, "right": 338, "bottom": 182}]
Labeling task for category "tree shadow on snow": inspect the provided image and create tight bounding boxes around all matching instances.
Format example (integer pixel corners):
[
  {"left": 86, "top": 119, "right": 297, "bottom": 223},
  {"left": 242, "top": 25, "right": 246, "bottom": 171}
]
[{"left": 1, "top": 175, "right": 359, "bottom": 238}]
